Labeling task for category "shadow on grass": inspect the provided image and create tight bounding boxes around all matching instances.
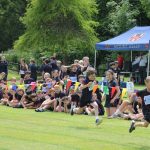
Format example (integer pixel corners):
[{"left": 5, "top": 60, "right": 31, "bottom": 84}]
[
  {"left": 137, "top": 146, "right": 150, "bottom": 150},
  {"left": 127, "top": 143, "right": 150, "bottom": 150}
]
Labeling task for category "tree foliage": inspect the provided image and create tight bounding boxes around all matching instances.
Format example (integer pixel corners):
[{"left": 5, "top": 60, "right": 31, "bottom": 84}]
[
  {"left": 107, "top": 0, "right": 139, "bottom": 35},
  {"left": 0, "top": 0, "right": 27, "bottom": 51},
  {"left": 140, "top": 0, "right": 150, "bottom": 18},
  {"left": 14, "top": 0, "right": 98, "bottom": 54}
]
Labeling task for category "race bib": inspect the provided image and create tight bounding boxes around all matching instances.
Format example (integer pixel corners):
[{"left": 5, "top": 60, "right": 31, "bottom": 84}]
[
  {"left": 144, "top": 95, "right": 150, "bottom": 105},
  {"left": 126, "top": 82, "right": 134, "bottom": 93}
]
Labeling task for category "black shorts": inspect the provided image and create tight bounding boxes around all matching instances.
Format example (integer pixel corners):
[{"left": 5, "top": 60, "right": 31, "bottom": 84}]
[
  {"left": 144, "top": 112, "right": 150, "bottom": 123},
  {"left": 105, "top": 98, "right": 119, "bottom": 108},
  {"left": 80, "top": 100, "right": 93, "bottom": 108}
]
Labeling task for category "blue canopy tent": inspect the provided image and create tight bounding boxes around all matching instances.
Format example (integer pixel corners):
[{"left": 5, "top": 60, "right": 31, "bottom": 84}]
[{"left": 95, "top": 26, "right": 150, "bottom": 76}]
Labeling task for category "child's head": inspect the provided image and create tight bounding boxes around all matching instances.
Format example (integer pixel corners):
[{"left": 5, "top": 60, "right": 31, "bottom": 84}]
[
  {"left": 63, "top": 75, "right": 69, "bottom": 81},
  {"left": 83, "top": 56, "right": 89, "bottom": 66},
  {"left": 109, "top": 62, "right": 115, "bottom": 69},
  {"left": 106, "top": 70, "right": 114, "bottom": 81},
  {"left": 56, "top": 60, "right": 62, "bottom": 67},
  {"left": 52, "top": 70, "right": 59, "bottom": 78},
  {"left": 54, "top": 85, "right": 61, "bottom": 93},
  {"left": 17, "top": 89, "right": 24, "bottom": 96},
  {"left": 30, "top": 59, "right": 35, "bottom": 64},
  {"left": 61, "top": 65, "right": 67, "bottom": 72},
  {"left": 37, "top": 90, "right": 43, "bottom": 97},
  {"left": 48, "top": 88, "right": 55, "bottom": 96},
  {"left": 11, "top": 77, "right": 16, "bottom": 84},
  {"left": 44, "top": 73, "right": 50, "bottom": 80},
  {"left": 78, "top": 75, "right": 85, "bottom": 83},
  {"left": 20, "top": 58, "right": 25, "bottom": 64},
  {"left": 78, "top": 60, "right": 83, "bottom": 66},
  {"left": 145, "top": 76, "right": 150, "bottom": 89},
  {"left": 86, "top": 70, "right": 96, "bottom": 81},
  {"left": 74, "top": 59, "right": 79, "bottom": 64},
  {"left": 71, "top": 64, "right": 77, "bottom": 72},
  {"left": 45, "top": 77, "right": 52, "bottom": 83}
]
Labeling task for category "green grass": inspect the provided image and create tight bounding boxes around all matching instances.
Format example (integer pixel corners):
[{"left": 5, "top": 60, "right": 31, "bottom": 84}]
[
  {"left": 0, "top": 105, "right": 150, "bottom": 150},
  {"left": 1, "top": 71, "right": 149, "bottom": 150},
  {"left": 7, "top": 70, "right": 20, "bottom": 80}
]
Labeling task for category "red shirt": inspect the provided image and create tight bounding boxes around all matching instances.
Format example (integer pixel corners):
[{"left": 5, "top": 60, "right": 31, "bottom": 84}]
[{"left": 117, "top": 55, "right": 124, "bottom": 67}]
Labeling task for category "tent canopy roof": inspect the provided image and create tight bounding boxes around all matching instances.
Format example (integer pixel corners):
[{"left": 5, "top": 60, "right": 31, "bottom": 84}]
[{"left": 96, "top": 26, "right": 150, "bottom": 51}]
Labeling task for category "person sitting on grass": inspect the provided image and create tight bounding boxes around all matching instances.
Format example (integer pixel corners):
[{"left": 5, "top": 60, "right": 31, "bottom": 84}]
[
  {"left": 71, "top": 70, "right": 102, "bottom": 126},
  {"left": 8, "top": 89, "right": 24, "bottom": 108},
  {"left": 129, "top": 76, "right": 150, "bottom": 133},
  {"left": 123, "top": 105, "right": 143, "bottom": 121},
  {"left": 0, "top": 87, "right": 10, "bottom": 105},
  {"left": 35, "top": 88, "right": 56, "bottom": 112},
  {"left": 69, "top": 87, "right": 81, "bottom": 115},
  {"left": 24, "top": 71, "right": 34, "bottom": 85},
  {"left": 9, "top": 77, "right": 18, "bottom": 91},
  {"left": 109, "top": 91, "right": 140, "bottom": 118},
  {"left": 85, "top": 93, "right": 105, "bottom": 116},
  {"left": 53, "top": 85, "right": 66, "bottom": 112},
  {"left": 20, "top": 86, "right": 37, "bottom": 109}
]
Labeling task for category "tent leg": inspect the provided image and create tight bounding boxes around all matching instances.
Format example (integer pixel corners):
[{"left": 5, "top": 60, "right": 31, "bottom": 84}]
[
  {"left": 131, "top": 50, "right": 133, "bottom": 62},
  {"left": 147, "top": 50, "right": 150, "bottom": 77},
  {"left": 94, "top": 49, "right": 97, "bottom": 69}
]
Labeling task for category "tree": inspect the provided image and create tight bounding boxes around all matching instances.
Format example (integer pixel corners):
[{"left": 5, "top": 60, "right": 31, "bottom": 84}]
[
  {"left": 0, "top": 0, "right": 27, "bottom": 51},
  {"left": 140, "top": 0, "right": 150, "bottom": 18},
  {"left": 14, "top": 0, "right": 98, "bottom": 59},
  {"left": 107, "top": 0, "right": 139, "bottom": 35}
]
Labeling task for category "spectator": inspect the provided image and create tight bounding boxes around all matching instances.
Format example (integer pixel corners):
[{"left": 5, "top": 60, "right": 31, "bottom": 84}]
[
  {"left": 29, "top": 59, "right": 37, "bottom": 82},
  {"left": 19, "top": 58, "right": 28, "bottom": 84},
  {"left": 117, "top": 53, "right": 124, "bottom": 70},
  {"left": 139, "top": 54, "right": 147, "bottom": 84}
]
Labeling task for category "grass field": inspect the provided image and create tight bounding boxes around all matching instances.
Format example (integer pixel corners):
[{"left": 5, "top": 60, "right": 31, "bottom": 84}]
[
  {"left": 1, "top": 71, "right": 148, "bottom": 150},
  {"left": 0, "top": 105, "right": 150, "bottom": 150}
]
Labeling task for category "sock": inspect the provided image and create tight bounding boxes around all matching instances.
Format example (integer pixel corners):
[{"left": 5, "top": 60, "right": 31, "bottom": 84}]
[
  {"left": 73, "top": 108, "right": 78, "bottom": 113},
  {"left": 96, "top": 116, "right": 99, "bottom": 120}
]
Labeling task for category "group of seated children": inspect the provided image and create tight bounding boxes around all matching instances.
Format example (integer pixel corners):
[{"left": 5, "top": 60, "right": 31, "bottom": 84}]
[
  {"left": 0, "top": 69, "right": 104, "bottom": 125},
  {"left": 0, "top": 59, "right": 150, "bottom": 131}
]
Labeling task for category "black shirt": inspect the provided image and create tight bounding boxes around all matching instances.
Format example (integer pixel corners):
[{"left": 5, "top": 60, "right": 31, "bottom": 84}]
[
  {"left": 136, "top": 89, "right": 150, "bottom": 114},
  {"left": 24, "top": 78, "right": 34, "bottom": 84},
  {"left": 43, "top": 64, "right": 52, "bottom": 74},
  {"left": 106, "top": 80, "right": 118, "bottom": 100},
  {"left": 15, "top": 93, "right": 23, "bottom": 101},
  {"left": 80, "top": 78, "right": 93, "bottom": 103},
  {"left": 55, "top": 92, "right": 66, "bottom": 99},
  {"left": 29, "top": 64, "right": 37, "bottom": 76}
]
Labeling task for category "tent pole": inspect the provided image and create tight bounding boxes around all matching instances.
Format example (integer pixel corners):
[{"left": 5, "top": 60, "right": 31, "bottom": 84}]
[
  {"left": 147, "top": 50, "right": 150, "bottom": 77},
  {"left": 94, "top": 49, "right": 97, "bottom": 69},
  {"left": 131, "top": 50, "right": 132, "bottom": 62}
]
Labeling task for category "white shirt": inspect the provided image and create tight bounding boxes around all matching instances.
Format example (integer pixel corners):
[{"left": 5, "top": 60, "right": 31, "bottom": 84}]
[
  {"left": 132, "top": 56, "right": 141, "bottom": 65},
  {"left": 139, "top": 55, "right": 147, "bottom": 67}
]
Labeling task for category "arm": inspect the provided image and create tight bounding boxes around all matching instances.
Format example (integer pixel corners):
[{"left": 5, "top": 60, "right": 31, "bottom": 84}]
[{"left": 80, "top": 82, "right": 92, "bottom": 90}]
